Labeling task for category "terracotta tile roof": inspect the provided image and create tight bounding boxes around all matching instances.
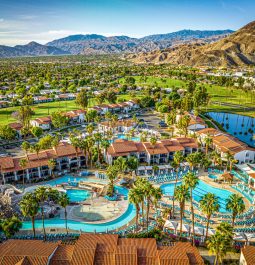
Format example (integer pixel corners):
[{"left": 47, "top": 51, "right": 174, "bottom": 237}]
[
  {"left": 0, "top": 240, "right": 59, "bottom": 265},
  {"left": 99, "top": 119, "right": 135, "bottom": 128},
  {"left": 9, "top": 122, "right": 23, "bottom": 131},
  {"left": 196, "top": 128, "right": 219, "bottom": 136},
  {"left": 32, "top": 116, "right": 52, "bottom": 125},
  {"left": 0, "top": 142, "right": 82, "bottom": 174},
  {"left": 241, "top": 246, "right": 255, "bottom": 265},
  {"left": 143, "top": 142, "right": 169, "bottom": 155}
]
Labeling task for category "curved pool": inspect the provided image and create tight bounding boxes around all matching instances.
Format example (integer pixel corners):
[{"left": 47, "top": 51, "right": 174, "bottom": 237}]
[
  {"left": 21, "top": 176, "right": 136, "bottom": 232},
  {"left": 160, "top": 180, "right": 233, "bottom": 212}
]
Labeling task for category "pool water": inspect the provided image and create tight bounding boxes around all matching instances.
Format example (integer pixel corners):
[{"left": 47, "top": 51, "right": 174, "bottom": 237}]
[
  {"left": 22, "top": 176, "right": 135, "bottom": 232},
  {"left": 160, "top": 180, "right": 233, "bottom": 212},
  {"left": 207, "top": 112, "right": 255, "bottom": 147},
  {"left": 117, "top": 134, "right": 140, "bottom": 142},
  {"left": 66, "top": 189, "right": 91, "bottom": 202},
  {"left": 208, "top": 174, "right": 218, "bottom": 180}
]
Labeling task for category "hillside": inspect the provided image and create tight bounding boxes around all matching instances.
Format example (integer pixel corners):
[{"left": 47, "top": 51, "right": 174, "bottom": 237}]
[
  {"left": 0, "top": 42, "right": 69, "bottom": 58},
  {"left": 126, "top": 21, "right": 255, "bottom": 67},
  {"left": 46, "top": 30, "right": 233, "bottom": 55}
]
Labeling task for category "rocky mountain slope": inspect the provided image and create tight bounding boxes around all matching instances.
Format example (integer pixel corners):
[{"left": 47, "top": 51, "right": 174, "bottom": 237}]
[
  {"left": 126, "top": 21, "right": 255, "bottom": 67},
  {"left": 0, "top": 42, "right": 69, "bottom": 58},
  {"left": 46, "top": 30, "right": 233, "bottom": 55}
]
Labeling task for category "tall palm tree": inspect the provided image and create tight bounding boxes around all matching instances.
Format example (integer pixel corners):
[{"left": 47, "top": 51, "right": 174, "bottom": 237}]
[
  {"left": 151, "top": 187, "right": 163, "bottom": 215},
  {"left": 226, "top": 194, "right": 245, "bottom": 227},
  {"left": 106, "top": 165, "right": 118, "bottom": 197},
  {"left": 19, "top": 158, "right": 28, "bottom": 189},
  {"left": 172, "top": 151, "right": 184, "bottom": 218},
  {"left": 70, "top": 136, "right": 80, "bottom": 168},
  {"left": 93, "top": 132, "right": 102, "bottom": 164},
  {"left": 183, "top": 172, "right": 199, "bottom": 246},
  {"left": 199, "top": 193, "right": 220, "bottom": 240},
  {"left": 48, "top": 159, "right": 56, "bottom": 178},
  {"left": 35, "top": 186, "right": 49, "bottom": 240},
  {"left": 186, "top": 152, "right": 201, "bottom": 171},
  {"left": 150, "top": 136, "right": 157, "bottom": 165},
  {"left": 174, "top": 184, "right": 190, "bottom": 239},
  {"left": 144, "top": 181, "right": 154, "bottom": 232},
  {"left": 58, "top": 193, "right": 70, "bottom": 234},
  {"left": 19, "top": 193, "right": 39, "bottom": 238},
  {"left": 21, "top": 141, "right": 30, "bottom": 159},
  {"left": 113, "top": 157, "right": 128, "bottom": 179},
  {"left": 210, "top": 150, "right": 221, "bottom": 167},
  {"left": 128, "top": 187, "right": 143, "bottom": 230},
  {"left": 225, "top": 152, "right": 237, "bottom": 171},
  {"left": 204, "top": 135, "right": 212, "bottom": 155}
]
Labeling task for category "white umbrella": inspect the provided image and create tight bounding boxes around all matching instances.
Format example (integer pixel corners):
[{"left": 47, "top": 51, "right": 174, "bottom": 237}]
[
  {"left": 193, "top": 227, "right": 205, "bottom": 236},
  {"left": 177, "top": 223, "right": 190, "bottom": 233},
  {"left": 164, "top": 220, "right": 178, "bottom": 230},
  {"left": 245, "top": 233, "right": 255, "bottom": 242},
  {"left": 207, "top": 228, "right": 216, "bottom": 236},
  {"left": 234, "top": 232, "right": 246, "bottom": 242}
]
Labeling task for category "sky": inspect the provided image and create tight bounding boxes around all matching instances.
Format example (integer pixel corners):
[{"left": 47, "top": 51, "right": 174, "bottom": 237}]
[{"left": 0, "top": 0, "right": 254, "bottom": 46}]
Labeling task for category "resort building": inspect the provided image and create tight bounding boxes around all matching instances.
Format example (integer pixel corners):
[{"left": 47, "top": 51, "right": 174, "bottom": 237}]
[
  {"left": 106, "top": 138, "right": 198, "bottom": 165},
  {"left": 0, "top": 142, "right": 85, "bottom": 184},
  {"left": 65, "top": 109, "right": 86, "bottom": 124},
  {"left": 8, "top": 122, "right": 23, "bottom": 138},
  {"left": 176, "top": 112, "right": 207, "bottom": 132},
  {"left": 0, "top": 234, "right": 204, "bottom": 265},
  {"left": 30, "top": 116, "right": 52, "bottom": 130},
  {"left": 197, "top": 128, "right": 255, "bottom": 164},
  {"left": 240, "top": 246, "right": 255, "bottom": 265},
  {"left": 98, "top": 119, "right": 137, "bottom": 134}
]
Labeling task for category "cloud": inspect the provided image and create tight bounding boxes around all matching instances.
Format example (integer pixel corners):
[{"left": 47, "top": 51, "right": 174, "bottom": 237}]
[
  {"left": 0, "top": 18, "right": 4, "bottom": 22},
  {"left": 19, "top": 15, "right": 38, "bottom": 20}
]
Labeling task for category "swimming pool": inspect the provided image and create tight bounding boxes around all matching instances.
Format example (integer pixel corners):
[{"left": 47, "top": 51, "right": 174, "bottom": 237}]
[
  {"left": 160, "top": 180, "right": 233, "bottom": 212},
  {"left": 208, "top": 174, "right": 218, "bottom": 180},
  {"left": 66, "top": 189, "right": 91, "bottom": 203},
  {"left": 21, "top": 176, "right": 135, "bottom": 232},
  {"left": 117, "top": 134, "right": 140, "bottom": 142}
]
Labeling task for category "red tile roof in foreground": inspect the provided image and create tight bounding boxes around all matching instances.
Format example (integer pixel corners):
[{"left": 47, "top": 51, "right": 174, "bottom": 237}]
[
  {"left": 0, "top": 142, "right": 82, "bottom": 174},
  {"left": 241, "top": 246, "right": 255, "bottom": 265},
  {"left": 0, "top": 235, "right": 204, "bottom": 265}
]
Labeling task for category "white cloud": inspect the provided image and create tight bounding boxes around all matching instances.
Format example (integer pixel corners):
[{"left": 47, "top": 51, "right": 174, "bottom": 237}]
[{"left": 0, "top": 18, "right": 4, "bottom": 22}]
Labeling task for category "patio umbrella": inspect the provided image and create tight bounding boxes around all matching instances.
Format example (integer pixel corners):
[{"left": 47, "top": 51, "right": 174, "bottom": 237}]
[
  {"left": 177, "top": 223, "right": 190, "bottom": 233},
  {"left": 193, "top": 226, "right": 205, "bottom": 236},
  {"left": 207, "top": 228, "right": 216, "bottom": 236},
  {"left": 234, "top": 232, "right": 246, "bottom": 242},
  {"left": 164, "top": 220, "right": 177, "bottom": 231},
  {"left": 245, "top": 233, "right": 255, "bottom": 242}
]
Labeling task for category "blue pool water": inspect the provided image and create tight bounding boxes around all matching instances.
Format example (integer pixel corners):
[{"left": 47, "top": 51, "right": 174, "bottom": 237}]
[
  {"left": 22, "top": 176, "right": 135, "bottom": 232},
  {"left": 160, "top": 180, "right": 233, "bottom": 212},
  {"left": 207, "top": 112, "right": 255, "bottom": 147},
  {"left": 208, "top": 174, "right": 218, "bottom": 180},
  {"left": 66, "top": 189, "right": 90, "bottom": 202},
  {"left": 117, "top": 134, "right": 140, "bottom": 142}
]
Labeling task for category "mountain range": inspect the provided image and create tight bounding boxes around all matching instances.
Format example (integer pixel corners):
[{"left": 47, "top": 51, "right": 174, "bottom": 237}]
[
  {"left": 0, "top": 29, "right": 233, "bottom": 58},
  {"left": 126, "top": 21, "right": 255, "bottom": 67}
]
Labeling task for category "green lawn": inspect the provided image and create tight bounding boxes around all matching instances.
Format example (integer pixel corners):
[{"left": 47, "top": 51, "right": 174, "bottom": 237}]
[
  {"left": 120, "top": 76, "right": 255, "bottom": 117},
  {"left": 0, "top": 93, "right": 144, "bottom": 125}
]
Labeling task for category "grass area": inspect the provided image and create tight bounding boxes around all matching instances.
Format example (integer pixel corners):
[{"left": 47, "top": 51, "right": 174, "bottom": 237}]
[
  {"left": 0, "top": 93, "right": 143, "bottom": 125},
  {"left": 121, "top": 76, "right": 255, "bottom": 117}
]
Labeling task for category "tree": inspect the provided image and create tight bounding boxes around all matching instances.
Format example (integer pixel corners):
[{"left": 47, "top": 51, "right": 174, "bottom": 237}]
[
  {"left": 207, "top": 223, "right": 233, "bottom": 265},
  {"left": 19, "top": 158, "right": 28, "bottom": 189},
  {"left": 183, "top": 172, "right": 199, "bottom": 246},
  {"left": 76, "top": 89, "right": 88, "bottom": 109},
  {"left": 204, "top": 135, "right": 212, "bottom": 155},
  {"left": 0, "top": 125, "right": 17, "bottom": 141},
  {"left": 21, "top": 141, "right": 30, "bottom": 158},
  {"left": 150, "top": 136, "right": 157, "bottom": 165},
  {"left": 58, "top": 193, "right": 70, "bottom": 234},
  {"left": 127, "top": 156, "right": 139, "bottom": 177},
  {"left": 172, "top": 151, "right": 184, "bottom": 218},
  {"left": 19, "top": 193, "right": 39, "bottom": 237},
  {"left": 93, "top": 132, "right": 102, "bottom": 164},
  {"left": 35, "top": 187, "right": 49, "bottom": 240},
  {"left": 128, "top": 187, "right": 143, "bottom": 230},
  {"left": 199, "top": 193, "right": 220, "bottom": 240},
  {"left": 177, "top": 114, "right": 191, "bottom": 137},
  {"left": 0, "top": 216, "right": 22, "bottom": 238},
  {"left": 186, "top": 152, "right": 201, "bottom": 171},
  {"left": 226, "top": 194, "right": 245, "bottom": 227},
  {"left": 140, "top": 96, "right": 155, "bottom": 108},
  {"left": 225, "top": 152, "right": 237, "bottom": 171},
  {"left": 106, "top": 165, "right": 118, "bottom": 197},
  {"left": 51, "top": 111, "right": 69, "bottom": 130},
  {"left": 48, "top": 159, "right": 56, "bottom": 178},
  {"left": 174, "top": 185, "right": 190, "bottom": 239},
  {"left": 113, "top": 157, "right": 128, "bottom": 178},
  {"left": 31, "top": 126, "right": 43, "bottom": 139}
]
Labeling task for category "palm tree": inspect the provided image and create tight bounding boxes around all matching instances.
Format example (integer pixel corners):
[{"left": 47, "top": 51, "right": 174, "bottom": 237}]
[
  {"left": 114, "top": 157, "right": 128, "bottom": 179},
  {"left": 204, "top": 135, "right": 212, "bottom": 155},
  {"left": 35, "top": 186, "right": 49, "bottom": 240},
  {"left": 186, "top": 152, "right": 201, "bottom": 171},
  {"left": 106, "top": 165, "right": 118, "bottom": 197},
  {"left": 19, "top": 193, "right": 39, "bottom": 238},
  {"left": 183, "top": 172, "right": 199, "bottom": 246},
  {"left": 226, "top": 194, "right": 245, "bottom": 227},
  {"left": 152, "top": 187, "right": 162, "bottom": 215},
  {"left": 172, "top": 151, "right": 184, "bottom": 218},
  {"left": 150, "top": 136, "right": 157, "bottom": 165},
  {"left": 70, "top": 137, "right": 80, "bottom": 168},
  {"left": 93, "top": 132, "right": 102, "bottom": 164},
  {"left": 143, "top": 181, "right": 154, "bottom": 232},
  {"left": 0, "top": 216, "right": 22, "bottom": 238},
  {"left": 210, "top": 150, "right": 221, "bottom": 167},
  {"left": 174, "top": 184, "right": 190, "bottom": 239},
  {"left": 21, "top": 141, "right": 30, "bottom": 158},
  {"left": 162, "top": 207, "right": 172, "bottom": 220},
  {"left": 207, "top": 232, "right": 229, "bottom": 265},
  {"left": 128, "top": 187, "right": 143, "bottom": 230},
  {"left": 58, "top": 193, "right": 70, "bottom": 234},
  {"left": 19, "top": 158, "right": 28, "bottom": 189},
  {"left": 199, "top": 193, "right": 220, "bottom": 240},
  {"left": 48, "top": 159, "right": 56, "bottom": 178},
  {"left": 225, "top": 152, "right": 237, "bottom": 171}
]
